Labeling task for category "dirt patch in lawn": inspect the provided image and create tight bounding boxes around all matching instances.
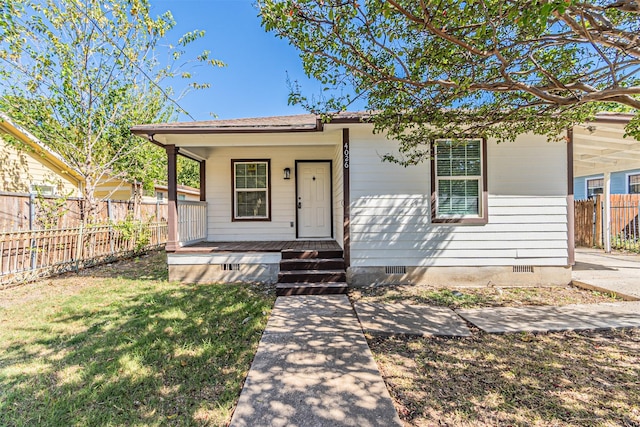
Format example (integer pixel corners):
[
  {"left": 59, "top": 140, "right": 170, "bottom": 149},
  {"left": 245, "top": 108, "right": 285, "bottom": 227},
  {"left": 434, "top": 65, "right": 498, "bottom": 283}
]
[
  {"left": 349, "top": 284, "right": 622, "bottom": 309},
  {"left": 0, "top": 251, "right": 168, "bottom": 309},
  {"left": 369, "top": 329, "right": 640, "bottom": 426}
]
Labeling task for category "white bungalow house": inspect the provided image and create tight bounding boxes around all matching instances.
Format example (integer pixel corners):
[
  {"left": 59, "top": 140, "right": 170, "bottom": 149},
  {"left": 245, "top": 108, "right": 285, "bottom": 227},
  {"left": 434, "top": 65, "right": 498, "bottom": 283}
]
[{"left": 131, "top": 112, "right": 577, "bottom": 291}]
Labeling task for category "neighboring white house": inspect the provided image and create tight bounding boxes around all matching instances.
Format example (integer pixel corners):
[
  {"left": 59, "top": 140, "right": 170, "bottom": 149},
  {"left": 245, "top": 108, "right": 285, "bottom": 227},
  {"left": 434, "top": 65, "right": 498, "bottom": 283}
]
[{"left": 132, "top": 112, "right": 575, "bottom": 287}]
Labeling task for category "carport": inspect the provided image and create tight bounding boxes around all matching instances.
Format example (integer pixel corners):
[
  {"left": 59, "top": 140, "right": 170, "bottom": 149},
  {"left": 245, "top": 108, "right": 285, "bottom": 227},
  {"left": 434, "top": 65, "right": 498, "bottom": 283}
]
[{"left": 572, "top": 113, "right": 640, "bottom": 252}]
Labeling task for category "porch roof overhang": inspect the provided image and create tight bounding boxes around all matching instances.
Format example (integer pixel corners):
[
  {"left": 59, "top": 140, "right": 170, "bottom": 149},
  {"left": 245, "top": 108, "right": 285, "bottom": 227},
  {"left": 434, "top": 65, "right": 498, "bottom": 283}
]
[
  {"left": 573, "top": 113, "right": 640, "bottom": 177},
  {"left": 130, "top": 112, "right": 371, "bottom": 160},
  {"left": 131, "top": 114, "right": 322, "bottom": 140},
  {"left": 131, "top": 111, "right": 640, "bottom": 178},
  {"left": 131, "top": 112, "right": 371, "bottom": 141}
]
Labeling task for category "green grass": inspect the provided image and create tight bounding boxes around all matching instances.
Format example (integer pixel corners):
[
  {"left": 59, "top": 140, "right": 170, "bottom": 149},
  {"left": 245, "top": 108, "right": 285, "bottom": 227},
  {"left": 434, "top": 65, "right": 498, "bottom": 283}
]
[
  {"left": 0, "top": 251, "right": 275, "bottom": 426},
  {"left": 349, "top": 284, "right": 622, "bottom": 308},
  {"left": 418, "top": 289, "right": 483, "bottom": 308}
]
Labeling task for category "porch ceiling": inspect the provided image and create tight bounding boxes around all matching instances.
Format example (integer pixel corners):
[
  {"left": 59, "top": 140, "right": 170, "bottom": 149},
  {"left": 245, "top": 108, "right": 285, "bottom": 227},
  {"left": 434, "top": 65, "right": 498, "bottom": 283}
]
[
  {"left": 134, "top": 128, "right": 344, "bottom": 163},
  {"left": 573, "top": 116, "right": 640, "bottom": 177}
]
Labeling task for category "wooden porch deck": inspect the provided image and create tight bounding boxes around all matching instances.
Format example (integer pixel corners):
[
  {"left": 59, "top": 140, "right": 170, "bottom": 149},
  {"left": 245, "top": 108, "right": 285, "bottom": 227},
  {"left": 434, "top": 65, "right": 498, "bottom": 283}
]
[{"left": 175, "top": 240, "right": 342, "bottom": 253}]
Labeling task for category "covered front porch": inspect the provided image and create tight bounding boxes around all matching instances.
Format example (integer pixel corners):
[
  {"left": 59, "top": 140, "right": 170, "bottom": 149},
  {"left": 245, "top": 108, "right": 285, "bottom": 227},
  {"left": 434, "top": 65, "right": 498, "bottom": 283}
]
[{"left": 131, "top": 115, "right": 352, "bottom": 284}]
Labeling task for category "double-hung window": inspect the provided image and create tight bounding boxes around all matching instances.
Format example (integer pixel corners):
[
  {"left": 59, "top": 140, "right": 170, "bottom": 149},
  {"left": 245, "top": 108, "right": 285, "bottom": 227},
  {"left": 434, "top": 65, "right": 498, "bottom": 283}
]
[
  {"left": 232, "top": 160, "right": 270, "bottom": 220},
  {"left": 586, "top": 177, "right": 604, "bottom": 198},
  {"left": 432, "top": 138, "right": 487, "bottom": 223},
  {"left": 629, "top": 174, "right": 640, "bottom": 194}
]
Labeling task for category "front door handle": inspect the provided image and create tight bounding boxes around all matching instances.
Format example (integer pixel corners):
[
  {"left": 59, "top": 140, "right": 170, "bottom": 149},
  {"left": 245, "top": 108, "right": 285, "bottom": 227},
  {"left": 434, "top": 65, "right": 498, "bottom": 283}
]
[{"left": 297, "top": 201, "right": 302, "bottom": 209}]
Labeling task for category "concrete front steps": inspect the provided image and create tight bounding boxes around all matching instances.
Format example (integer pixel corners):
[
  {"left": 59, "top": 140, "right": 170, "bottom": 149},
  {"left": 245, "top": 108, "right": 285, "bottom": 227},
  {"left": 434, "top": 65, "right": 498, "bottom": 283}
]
[{"left": 276, "top": 249, "right": 348, "bottom": 296}]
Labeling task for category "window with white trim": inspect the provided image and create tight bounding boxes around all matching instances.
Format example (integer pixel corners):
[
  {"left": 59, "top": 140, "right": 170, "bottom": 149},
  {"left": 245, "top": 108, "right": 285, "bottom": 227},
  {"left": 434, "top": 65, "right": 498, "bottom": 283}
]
[
  {"left": 233, "top": 160, "right": 270, "bottom": 220},
  {"left": 434, "top": 139, "right": 484, "bottom": 218},
  {"left": 629, "top": 174, "right": 640, "bottom": 194},
  {"left": 30, "top": 184, "right": 55, "bottom": 196},
  {"left": 586, "top": 178, "right": 604, "bottom": 198}
]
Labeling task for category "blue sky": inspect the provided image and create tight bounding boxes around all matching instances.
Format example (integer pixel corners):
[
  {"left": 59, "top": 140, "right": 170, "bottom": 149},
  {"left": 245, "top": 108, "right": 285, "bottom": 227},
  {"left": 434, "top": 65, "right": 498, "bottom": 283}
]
[{"left": 151, "top": 0, "right": 329, "bottom": 121}]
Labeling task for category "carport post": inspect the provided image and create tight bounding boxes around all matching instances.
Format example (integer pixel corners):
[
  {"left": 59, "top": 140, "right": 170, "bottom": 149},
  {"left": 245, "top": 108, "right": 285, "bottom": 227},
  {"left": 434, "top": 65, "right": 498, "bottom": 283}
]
[{"left": 604, "top": 171, "right": 611, "bottom": 253}]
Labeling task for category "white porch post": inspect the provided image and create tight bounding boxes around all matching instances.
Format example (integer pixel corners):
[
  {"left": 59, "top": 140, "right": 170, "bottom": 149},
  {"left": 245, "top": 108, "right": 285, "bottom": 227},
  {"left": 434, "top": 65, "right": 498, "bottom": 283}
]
[{"left": 604, "top": 171, "right": 611, "bottom": 253}]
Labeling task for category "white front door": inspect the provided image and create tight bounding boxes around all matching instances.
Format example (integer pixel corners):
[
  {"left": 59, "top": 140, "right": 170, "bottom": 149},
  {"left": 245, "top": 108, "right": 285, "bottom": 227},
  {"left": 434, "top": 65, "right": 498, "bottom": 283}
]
[{"left": 297, "top": 162, "right": 332, "bottom": 238}]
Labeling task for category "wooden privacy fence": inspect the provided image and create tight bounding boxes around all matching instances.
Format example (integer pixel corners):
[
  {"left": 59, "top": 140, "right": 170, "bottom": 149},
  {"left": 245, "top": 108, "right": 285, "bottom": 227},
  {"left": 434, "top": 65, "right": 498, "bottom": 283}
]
[
  {"left": 0, "top": 191, "right": 168, "bottom": 232},
  {"left": 574, "top": 194, "right": 640, "bottom": 251},
  {"left": 0, "top": 222, "right": 167, "bottom": 287},
  {"left": 610, "top": 194, "right": 640, "bottom": 251},
  {"left": 574, "top": 200, "right": 595, "bottom": 247}
]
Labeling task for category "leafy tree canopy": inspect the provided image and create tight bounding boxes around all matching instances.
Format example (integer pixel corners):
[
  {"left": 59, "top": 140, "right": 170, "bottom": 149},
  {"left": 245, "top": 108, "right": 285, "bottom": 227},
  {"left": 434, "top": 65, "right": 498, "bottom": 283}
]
[
  {"left": 260, "top": 0, "right": 640, "bottom": 164},
  {"left": 0, "top": 0, "right": 219, "bottom": 216},
  {"left": 177, "top": 156, "right": 200, "bottom": 189}
]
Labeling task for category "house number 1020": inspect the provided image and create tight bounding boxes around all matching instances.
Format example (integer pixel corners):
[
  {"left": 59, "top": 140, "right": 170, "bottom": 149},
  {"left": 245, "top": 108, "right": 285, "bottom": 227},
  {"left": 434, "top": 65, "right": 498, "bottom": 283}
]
[{"left": 343, "top": 142, "right": 349, "bottom": 169}]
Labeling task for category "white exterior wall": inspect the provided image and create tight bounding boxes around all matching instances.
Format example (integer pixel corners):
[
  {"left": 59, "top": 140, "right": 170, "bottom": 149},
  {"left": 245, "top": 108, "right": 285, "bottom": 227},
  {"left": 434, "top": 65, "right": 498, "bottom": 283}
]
[
  {"left": 205, "top": 145, "right": 338, "bottom": 241},
  {"left": 348, "top": 129, "right": 569, "bottom": 267},
  {"left": 333, "top": 141, "right": 344, "bottom": 249}
]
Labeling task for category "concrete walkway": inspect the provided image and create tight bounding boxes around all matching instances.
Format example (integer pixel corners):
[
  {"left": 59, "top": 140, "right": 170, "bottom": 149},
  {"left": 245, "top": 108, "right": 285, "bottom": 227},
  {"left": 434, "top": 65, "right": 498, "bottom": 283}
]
[
  {"left": 230, "top": 258, "right": 640, "bottom": 425},
  {"left": 229, "top": 295, "right": 402, "bottom": 427},
  {"left": 457, "top": 301, "right": 640, "bottom": 333},
  {"left": 355, "top": 302, "right": 471, "bottom": 337},
  {"left": 573, "top": 248, "right": 640, "bottom": 300},
  {"left": 352, "top": 301, "right": 640, "bottom": 336}
]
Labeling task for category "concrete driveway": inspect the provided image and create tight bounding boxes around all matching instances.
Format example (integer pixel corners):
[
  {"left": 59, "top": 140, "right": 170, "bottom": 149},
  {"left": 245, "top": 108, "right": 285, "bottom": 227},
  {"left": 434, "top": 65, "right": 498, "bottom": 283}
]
[{"left": 573, "top": 248, "right": 640, "bottom": 300}]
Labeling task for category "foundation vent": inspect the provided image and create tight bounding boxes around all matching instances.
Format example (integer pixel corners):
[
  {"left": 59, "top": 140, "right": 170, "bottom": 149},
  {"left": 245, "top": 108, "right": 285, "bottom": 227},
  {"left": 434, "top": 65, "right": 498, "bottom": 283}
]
[
  {"left": 385, "top": 266, "right": 407, "bottom": 275},
  {"left": 221, "top": 264, "right": 241, "bottom": 271},
  {"left": 513, "top": 265, "right": 534, "bottom": 273}
]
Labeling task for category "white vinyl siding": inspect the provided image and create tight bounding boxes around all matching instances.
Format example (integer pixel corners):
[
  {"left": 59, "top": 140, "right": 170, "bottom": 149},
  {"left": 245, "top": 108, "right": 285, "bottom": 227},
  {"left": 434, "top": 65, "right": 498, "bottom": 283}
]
[
  {"left": 348, "top": 131, "right": 568, "bottom": 267},
  {"left": 205, "top": 145, "right": 338, "bottom": 241}
]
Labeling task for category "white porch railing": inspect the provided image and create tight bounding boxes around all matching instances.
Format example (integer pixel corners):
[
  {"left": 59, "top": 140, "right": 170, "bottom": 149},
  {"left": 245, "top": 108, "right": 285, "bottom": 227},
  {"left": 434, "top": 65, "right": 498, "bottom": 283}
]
[{"left": 178, "top": 201, "right": 207, "bottom": 246}]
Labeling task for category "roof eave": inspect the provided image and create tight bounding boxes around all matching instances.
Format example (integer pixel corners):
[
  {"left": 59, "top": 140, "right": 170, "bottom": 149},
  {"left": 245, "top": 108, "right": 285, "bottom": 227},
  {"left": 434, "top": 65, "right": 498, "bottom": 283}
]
[
  {"left": 591, "top": 113, "right": 635, "bottom": 124},
  {"left": 0, "top": 114, "right": 85, "bottom": 183},
  {"left": 131, "top": 122, "right": 324, "bottom": 139}
]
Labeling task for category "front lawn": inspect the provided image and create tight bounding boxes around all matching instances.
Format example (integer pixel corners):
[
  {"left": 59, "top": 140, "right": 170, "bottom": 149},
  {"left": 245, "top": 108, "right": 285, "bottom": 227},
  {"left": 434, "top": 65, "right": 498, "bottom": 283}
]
[
  {"left": 370, "top": 329, "right": 640, "bottom": 426},
  {"left": 0, "top": 251, "right": 275, "bottom": 426}
]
